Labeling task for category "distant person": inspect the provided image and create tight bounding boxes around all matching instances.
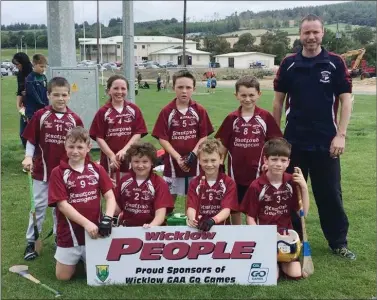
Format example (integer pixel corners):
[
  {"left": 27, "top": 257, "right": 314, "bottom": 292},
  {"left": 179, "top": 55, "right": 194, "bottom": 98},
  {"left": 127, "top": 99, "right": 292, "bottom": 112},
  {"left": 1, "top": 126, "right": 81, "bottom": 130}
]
[
  {"left": 157, "top": 73, "right": 162, "bottom": 92},
  {"left": 137, "top": 71, "right": 142, "bottom": 86},
  {"left": 12, "top": 52, "right": 33, "bottom": 149},
  {"left": 206, "top": 77, "right": 211, "bottom": 93},
  {"left": 210, "top": 75, "right": 217, "bottom": 93},
  {"left": 25, "top": 54, "right": 49, "bottom": 121}
]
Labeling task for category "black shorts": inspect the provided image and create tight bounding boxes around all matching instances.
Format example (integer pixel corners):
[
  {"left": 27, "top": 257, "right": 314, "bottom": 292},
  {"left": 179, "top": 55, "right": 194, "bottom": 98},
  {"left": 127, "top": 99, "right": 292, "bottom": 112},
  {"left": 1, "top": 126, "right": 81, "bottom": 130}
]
[{"left": 236, "top": 184, "right": 249, "bottom": 204}]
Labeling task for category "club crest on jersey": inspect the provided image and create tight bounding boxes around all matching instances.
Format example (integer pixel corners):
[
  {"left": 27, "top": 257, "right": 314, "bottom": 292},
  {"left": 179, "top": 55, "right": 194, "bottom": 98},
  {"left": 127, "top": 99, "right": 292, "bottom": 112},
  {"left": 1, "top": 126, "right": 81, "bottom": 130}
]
[
  {"left": 320, "top": 71, "right": 331, "bottom": 83},
  {"left": 96, "top": 265, "right": 109, "bottom": 282},
  {"left": 64, "top": 122, "right": 74, "bottom": 131},
  {"left": 44, "top": 120, "right": 53, "bottom": 128},
  {"left": 66, "top": 180, "right": 76, "bottom": 189},
  {"left": 87, "top": 175, "right": 99, "bottom": 186},
  {"left": 171, "top": 119, "right": 180, "bottom": 127},
  {"left": 252, "top": 124, "right": 261, "bottom": 135},
  {"left": 141, "top": 190, "right": 152, "bottom": 201}
]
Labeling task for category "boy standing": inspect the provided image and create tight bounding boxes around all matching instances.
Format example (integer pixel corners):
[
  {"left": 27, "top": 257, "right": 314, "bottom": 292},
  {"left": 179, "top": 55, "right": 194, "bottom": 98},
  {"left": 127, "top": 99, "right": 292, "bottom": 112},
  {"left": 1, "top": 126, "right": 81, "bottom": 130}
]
[
  {"left": 215, "top": 76, "right": 282, "bottom": 225},
  {"left": 48, "top": 127, "right": 117, "bottom": 280},
  {"left": 22, "top": 77, "right": 83, "bottom": 260},
  {"left": 115, "top": 142, "right": 174, "bottom": 227},
  {"left": 25, "top": 54, "right": 49, "bottom": 121},
  {"left": 186, "top": 139, "right": 239, "bottom": 231},
  {"left": 241, "top": 138, "right": 310, "bottom": 279},
  {"left": 152, "top": 70, "right": 214, "bottom": 202}
]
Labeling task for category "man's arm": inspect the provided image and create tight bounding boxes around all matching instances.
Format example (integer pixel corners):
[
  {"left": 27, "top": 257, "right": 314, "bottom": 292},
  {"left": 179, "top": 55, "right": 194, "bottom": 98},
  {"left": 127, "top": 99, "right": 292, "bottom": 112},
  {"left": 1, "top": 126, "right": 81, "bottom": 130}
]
[
  {"left": 330, "top": 93, "right": 353, "bottom": 156},
  {"left": 272, "top": 92, "right": 286, "bottom": 128}
]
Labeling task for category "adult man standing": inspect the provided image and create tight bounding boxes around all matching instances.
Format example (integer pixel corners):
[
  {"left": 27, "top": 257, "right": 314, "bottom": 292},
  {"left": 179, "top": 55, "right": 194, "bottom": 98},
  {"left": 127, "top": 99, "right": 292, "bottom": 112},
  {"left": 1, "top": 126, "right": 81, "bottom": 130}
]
[{"left": 272, "top": 14, "right": 355, "bottom": 260}]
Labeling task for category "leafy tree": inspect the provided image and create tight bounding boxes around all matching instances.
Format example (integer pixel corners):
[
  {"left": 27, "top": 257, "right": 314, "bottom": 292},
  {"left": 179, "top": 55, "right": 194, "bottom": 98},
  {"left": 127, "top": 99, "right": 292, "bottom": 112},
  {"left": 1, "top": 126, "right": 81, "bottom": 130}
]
[
  {"left": 233, "top": 33, "right": 256, "bottom": 52},
  {"left": 352, "top": 26, "right": 375, "bottom": 45},
  {"left": 364, "top": 42, "right": 376, "bottom": 66},
  {"left": 259, "top": 30, "right": 290, "bottom": 64},
  {"left": 202, "top": 35, "right": 231, "bottom": 55}
]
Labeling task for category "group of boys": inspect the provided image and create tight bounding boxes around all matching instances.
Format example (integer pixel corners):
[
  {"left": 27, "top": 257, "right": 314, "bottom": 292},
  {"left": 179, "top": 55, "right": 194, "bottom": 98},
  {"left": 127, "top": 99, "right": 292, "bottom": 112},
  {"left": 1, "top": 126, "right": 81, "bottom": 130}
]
[{"left": 20, "top": 59, "right": 309, "bottom": 281}]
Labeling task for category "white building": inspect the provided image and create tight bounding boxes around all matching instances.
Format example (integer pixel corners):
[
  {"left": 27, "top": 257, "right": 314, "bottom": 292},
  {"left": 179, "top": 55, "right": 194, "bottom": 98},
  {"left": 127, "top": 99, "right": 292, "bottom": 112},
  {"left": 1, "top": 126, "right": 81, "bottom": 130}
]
[
  {"left": 215, "top": 52, "right": 276, "bottom": 69},
  {"left": 78, "top": 36, "right": 198, "bottom": 63},
  {"left": 149, "top": 47, "right": 210, "bottom": 67}
]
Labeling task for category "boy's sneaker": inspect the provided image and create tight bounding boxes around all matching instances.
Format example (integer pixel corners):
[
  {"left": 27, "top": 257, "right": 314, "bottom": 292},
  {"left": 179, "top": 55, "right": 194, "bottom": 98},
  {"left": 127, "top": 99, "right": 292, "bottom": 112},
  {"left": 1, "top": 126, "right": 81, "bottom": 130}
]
[
  {"left": 24, "top": 242, "right": 38, "bottom": 261},
  {"left": 332, "top": 246, "right": 356, "bottom": 260}
]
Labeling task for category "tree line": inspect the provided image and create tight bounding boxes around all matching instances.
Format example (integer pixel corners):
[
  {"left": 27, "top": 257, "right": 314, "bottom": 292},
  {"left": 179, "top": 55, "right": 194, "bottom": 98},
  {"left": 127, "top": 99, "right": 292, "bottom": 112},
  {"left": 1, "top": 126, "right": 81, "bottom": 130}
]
[{"left": 1, "top": 1, "right": 375, "bottom": 66}]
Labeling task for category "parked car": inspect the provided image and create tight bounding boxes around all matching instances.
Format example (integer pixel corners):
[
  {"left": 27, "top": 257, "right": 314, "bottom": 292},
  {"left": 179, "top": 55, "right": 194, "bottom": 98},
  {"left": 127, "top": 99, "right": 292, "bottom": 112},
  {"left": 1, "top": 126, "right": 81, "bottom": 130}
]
[
  {"left": 1, "top": 67, "right": 9, "bottom": 76},
  {"left": 162, "top": 61, "right": 178, "bottom": 68}
]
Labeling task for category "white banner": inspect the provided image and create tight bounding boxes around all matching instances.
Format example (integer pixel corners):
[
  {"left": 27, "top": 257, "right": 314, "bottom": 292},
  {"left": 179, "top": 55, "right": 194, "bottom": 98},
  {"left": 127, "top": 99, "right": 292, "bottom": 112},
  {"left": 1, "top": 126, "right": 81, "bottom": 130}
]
[{"left": 86, "top": 225, "right": 277, "bottom": 286}]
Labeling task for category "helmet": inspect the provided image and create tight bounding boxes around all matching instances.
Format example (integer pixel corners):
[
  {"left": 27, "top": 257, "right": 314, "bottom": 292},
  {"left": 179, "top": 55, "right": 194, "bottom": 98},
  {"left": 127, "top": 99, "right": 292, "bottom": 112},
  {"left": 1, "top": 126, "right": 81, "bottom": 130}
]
[{"left": 277, "top": 229, "right": 302, "bottom": 263}]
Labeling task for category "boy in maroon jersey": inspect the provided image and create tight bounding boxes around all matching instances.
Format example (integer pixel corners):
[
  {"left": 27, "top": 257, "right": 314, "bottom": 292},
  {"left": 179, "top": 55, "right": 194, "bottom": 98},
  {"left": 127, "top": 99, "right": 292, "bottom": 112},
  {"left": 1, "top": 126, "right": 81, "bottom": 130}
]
[
  {"left": 240, "top": 138, "right": 309, "bottom": 279},
  {"left": 215, "top": 75, "right": 282, "bottom": 225},
  {"left": 186, "top": 139, "right": 238, "bottom": 231},
  {"left": 22, "top": 77, "right": 84, "bottom": 261},
  {"left": 152, "top": 70, "right": 214, "bottom": 203},
  {"left": 48, "top": 127, "right": 117, "bottom": 280},
  {"left": 90, "top": 75, "right": 147, "bottom": 176},
  {"left": 115, "top": 142, "right": 174, "bottom": 227}
]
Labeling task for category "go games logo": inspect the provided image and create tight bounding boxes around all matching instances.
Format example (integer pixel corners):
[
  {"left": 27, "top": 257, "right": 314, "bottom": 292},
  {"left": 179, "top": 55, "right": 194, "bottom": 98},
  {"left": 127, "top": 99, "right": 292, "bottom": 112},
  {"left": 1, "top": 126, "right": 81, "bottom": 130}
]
[{"left": 248, "top": 263, "right": 269, "bottom": 283}]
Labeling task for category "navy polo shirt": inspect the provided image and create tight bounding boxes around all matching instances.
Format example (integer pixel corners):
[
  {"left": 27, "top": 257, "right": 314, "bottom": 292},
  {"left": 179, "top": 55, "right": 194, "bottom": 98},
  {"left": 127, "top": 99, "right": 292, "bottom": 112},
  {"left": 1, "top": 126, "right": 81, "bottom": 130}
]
[{"left": 274, "top": 47, "right": 352, "bottom": 151}]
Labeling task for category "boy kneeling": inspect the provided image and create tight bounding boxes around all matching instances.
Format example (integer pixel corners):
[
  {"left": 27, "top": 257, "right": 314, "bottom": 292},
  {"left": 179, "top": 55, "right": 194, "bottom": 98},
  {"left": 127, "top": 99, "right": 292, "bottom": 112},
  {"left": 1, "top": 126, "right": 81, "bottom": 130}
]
[
  {"left": 241, "top": 138, "right": 310, "bottom": 280},
  {"left": 48, "top": 127, "right": 117, "bottom": 280}
]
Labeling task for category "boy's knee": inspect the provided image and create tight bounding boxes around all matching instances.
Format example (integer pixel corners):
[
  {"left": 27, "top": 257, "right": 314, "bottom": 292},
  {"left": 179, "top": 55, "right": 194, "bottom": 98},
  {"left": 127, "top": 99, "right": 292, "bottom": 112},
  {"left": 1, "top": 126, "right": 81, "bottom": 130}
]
[{"left": 56, "top": 271, "right": 72, "bottom": 281}]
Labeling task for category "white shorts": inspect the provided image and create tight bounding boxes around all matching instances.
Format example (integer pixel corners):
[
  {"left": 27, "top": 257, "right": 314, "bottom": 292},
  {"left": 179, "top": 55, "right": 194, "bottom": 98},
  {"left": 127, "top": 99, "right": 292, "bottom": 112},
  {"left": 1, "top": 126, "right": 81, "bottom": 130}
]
[
  {"left": 163, "top": 176, "right": 193, "bottom": 196},
  {"left": 55, "top": 246, "right": 86, "bottom": 266}
]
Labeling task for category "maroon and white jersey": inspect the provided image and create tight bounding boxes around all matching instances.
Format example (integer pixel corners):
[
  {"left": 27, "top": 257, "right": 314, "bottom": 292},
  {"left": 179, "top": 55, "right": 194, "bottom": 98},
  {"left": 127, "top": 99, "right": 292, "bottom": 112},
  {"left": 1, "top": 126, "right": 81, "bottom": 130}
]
[
  {"left": 48, "top": 158, "right": 113, "bottom": 247},
  {"left": 152, "top": 99, "right": 214, "bottom": 178},
  {"left": 89, "top": 101, "right": 148, "bottom": 173},
  {"left": 116, "top": 171, "right": 174, "bottom": 227},
  {"left": 22, "top": 105, "right": 83, "bottom": 182},
  {"left": 186, "top": 173, "right": 239, "bottom": 222},
  {"left": 240, "top": 173, "right": 299, "bottom": 229},
  {"left": 215, "top": 106, "right": 282, "bottom": 186}
]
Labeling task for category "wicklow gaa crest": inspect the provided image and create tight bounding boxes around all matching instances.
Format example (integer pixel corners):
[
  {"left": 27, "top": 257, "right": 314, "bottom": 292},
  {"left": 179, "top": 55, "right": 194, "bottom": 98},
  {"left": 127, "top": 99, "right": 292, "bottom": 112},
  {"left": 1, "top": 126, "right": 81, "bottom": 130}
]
[{"left": 96, "top": 265, "right": 109, "bottom": 282}]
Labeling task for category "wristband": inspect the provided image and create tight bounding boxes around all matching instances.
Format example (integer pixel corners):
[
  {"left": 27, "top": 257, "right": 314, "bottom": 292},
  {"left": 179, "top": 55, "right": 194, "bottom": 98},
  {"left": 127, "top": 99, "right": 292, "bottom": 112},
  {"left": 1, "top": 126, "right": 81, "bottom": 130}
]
[{"left": 212, "top": 215, "right": 220, "bottom": 224}]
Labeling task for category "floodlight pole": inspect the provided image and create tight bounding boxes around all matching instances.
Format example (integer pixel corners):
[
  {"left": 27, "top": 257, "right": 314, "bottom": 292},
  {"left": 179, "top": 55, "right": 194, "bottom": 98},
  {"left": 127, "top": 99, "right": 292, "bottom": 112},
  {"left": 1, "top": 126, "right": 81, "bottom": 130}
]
[
  {"left": 182, "top": 0, "right": 187, "bottom": 67},
  {"left": 96, "top": 0, "right": 100, "bottom": 64},
  {"left": 46, "top": 1, "right": 76, "bottom": 67},
  {"left": 122, "top": 1, "right": 135, "bottom": 103}
]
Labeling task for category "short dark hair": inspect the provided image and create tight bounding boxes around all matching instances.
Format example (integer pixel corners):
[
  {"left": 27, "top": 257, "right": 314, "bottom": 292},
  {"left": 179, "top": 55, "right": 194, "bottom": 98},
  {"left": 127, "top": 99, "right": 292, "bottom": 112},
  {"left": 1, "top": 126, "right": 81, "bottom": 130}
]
[
  {"left": 32, "top": 54, "right": 47, "bottom": 65},
  {"left": 66, "top": 126, "right": 91, "bottom": 145},
  {"left": 107, "top": 74, "right": 129, "bottom": 90},
  {"left": 235, "top": 75, "right": 260, "bottom": 93},
  {"left": 263, "top": 138, "right": 292, "bottom": 158},
  {"left": 300, "top": 14, "right": 324, "bottom": 31},
  {"left": 172, "top": 70, "right": 196, "bottom": 87},
  {"left": 125, "top": 142, "right": 158, "bottom": 166},
  {"left": 47, "top": 77, "right": 70, "bottom": 93}
]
